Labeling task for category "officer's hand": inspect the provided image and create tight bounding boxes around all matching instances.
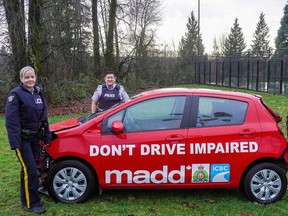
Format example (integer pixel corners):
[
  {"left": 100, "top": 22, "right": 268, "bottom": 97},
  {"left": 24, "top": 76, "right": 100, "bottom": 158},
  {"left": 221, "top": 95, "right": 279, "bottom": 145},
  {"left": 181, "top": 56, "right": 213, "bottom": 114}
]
[{"left": 44, "top": 142, "right": 51, "bottom": 147}]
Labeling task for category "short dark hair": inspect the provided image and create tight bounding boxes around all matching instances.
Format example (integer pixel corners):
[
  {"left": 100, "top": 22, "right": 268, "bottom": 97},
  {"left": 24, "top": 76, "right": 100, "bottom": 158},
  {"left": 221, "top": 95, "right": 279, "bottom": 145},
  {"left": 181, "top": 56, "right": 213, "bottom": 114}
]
[{"left": 104, "top": 71, "right": 116, "bottom": 77}]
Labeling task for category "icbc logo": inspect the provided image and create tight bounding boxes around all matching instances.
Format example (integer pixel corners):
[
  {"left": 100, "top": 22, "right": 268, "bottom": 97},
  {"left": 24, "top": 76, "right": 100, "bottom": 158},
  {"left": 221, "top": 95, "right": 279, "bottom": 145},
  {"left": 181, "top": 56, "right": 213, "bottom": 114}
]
[{"left": 210, "top": 164, "right": 230, "bottom": 182}]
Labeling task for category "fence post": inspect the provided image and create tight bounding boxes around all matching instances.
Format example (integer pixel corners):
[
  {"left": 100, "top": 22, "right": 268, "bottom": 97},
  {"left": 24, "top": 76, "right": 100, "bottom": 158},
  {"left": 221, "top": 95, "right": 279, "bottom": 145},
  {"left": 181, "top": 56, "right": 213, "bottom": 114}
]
[
  {"left": 267, "top": 60, "right": 270, "bottom": 93},
  {"left": 256, "top": 60, "right": 259, "bottom": 91},
  {"left": 209, "top": 61, "right": 212, "bottom": 84},
  {"left": 280, "top": 59, "right": 284, "bottom": 94},
  {"left": 222, "top": 61, "right": 224, "bottom": 86},
  {"left": 216, "top": 57, "right": 218, "bottom": 85},
  {"left": 203, "top": 59, "right": 206, "bottom": 84},
  {"left": 229, "top": 53, "right": 232, "bottom": 87},
  {"left": 237, "top": 61, "right": 240, "bottom": 88},
  {"left": 247, "top": 51, "right": 250, "bottom": 89},
  {"left": 195, "top": 55, "right": 199, "bottom": 83}
]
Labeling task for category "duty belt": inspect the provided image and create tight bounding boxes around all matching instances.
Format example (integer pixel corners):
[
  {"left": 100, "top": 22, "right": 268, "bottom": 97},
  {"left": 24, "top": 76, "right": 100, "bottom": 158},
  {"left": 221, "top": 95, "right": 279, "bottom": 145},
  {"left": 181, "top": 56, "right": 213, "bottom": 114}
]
[
  {"left": 21, "top": 129, "right": 39, "bottom": 140},
  {"left": 21, "top": 129, "right": 39, "bottom": 135}
]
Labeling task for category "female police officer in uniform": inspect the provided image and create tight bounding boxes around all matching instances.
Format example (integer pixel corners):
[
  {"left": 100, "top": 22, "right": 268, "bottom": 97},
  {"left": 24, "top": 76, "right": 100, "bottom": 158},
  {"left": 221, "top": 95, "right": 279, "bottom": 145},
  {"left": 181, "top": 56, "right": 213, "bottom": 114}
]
[{"left": 5, "top": 66, "right": 51, "bottom": 214}]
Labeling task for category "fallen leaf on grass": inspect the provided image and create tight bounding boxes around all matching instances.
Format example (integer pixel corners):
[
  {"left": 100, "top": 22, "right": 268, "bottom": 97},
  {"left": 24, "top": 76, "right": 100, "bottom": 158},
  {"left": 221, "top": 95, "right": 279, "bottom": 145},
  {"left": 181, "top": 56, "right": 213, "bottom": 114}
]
[
  {"left": 148, "top": 208, "right": 156, "bottom": 213},
  {"left": 128, "top": 195, "right": 136, "bottom": 201},
  {"left": 106, "top": 196, "right": 117, "bottom": 203},
  {"left": 253, "top": 201, "right": 263, "bottom": 206},
  {"left": 80, "top": 213, "right": 91, "bottom": 216},
  {"left": 182, "top": 201, "right": 198, "bottom": 208},
  {"left": 204, "top": 198, "right": 216, "bottom": 203},
  {"left": 241, "top": 212, "right": 253, "bottom": 216}
]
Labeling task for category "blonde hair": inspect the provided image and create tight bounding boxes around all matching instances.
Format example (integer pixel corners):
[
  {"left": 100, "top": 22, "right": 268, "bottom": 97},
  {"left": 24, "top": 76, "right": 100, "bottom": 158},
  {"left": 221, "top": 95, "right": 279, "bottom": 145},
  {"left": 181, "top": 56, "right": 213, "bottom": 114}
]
[{"left": 19, "top": 66, "right": 35, "bottom": 79}]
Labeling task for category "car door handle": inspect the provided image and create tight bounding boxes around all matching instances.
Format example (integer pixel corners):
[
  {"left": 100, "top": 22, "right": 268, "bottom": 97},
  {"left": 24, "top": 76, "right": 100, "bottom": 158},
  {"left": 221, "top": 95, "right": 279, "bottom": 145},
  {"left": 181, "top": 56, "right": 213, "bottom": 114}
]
[
  {"left": 238, "top": 129, "right": 256, "bottom": 136},
  {"left": 166, "top": 135, "right": 184, "bottom": 142}
]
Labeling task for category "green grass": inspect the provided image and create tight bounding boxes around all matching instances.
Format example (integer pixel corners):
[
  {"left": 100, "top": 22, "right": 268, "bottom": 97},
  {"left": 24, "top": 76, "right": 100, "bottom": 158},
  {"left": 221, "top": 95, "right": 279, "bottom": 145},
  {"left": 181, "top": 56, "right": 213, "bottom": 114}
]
[{"left": 0, "top": 85, "right": 288, "bottom": 216}]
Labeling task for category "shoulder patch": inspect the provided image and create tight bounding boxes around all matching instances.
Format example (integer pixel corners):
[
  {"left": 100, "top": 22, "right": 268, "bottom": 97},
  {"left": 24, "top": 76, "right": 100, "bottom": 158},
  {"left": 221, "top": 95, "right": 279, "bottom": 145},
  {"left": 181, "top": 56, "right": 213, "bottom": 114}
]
[{"left": 8, "top": 95, "right": 14, "bottom": 103}]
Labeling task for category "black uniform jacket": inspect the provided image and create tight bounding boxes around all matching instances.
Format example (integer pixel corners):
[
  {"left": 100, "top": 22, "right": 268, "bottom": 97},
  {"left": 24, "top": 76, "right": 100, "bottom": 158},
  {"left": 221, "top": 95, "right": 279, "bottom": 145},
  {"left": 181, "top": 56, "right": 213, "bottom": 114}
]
[{"left": 5, "top": 83, "right": 52, "bottom": 150}]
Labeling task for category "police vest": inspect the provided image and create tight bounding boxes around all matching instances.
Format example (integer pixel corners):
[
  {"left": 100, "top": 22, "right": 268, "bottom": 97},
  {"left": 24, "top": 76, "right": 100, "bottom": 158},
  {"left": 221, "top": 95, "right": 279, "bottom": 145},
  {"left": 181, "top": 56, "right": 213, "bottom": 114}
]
[{"left": 98, "top": 84, "right": 121, "bottom": 110}]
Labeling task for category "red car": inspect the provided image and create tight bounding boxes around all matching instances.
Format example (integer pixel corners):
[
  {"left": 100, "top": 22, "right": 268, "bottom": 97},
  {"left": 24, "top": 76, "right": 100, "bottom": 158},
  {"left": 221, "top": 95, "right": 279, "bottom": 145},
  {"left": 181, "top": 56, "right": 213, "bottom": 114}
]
[{"left": 38, "top": 88, "right": 288, "bottom": 204}]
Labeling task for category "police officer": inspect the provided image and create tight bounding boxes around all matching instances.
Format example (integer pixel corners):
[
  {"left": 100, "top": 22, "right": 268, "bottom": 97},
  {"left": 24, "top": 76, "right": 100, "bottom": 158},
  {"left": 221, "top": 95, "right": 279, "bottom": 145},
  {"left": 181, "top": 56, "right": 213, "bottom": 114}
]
[
  {"left": 91, "top": 71, "right": 129, "bottom": 113},
  {"left": 5, "top": 66, "right": 51, "bottom": 214}
]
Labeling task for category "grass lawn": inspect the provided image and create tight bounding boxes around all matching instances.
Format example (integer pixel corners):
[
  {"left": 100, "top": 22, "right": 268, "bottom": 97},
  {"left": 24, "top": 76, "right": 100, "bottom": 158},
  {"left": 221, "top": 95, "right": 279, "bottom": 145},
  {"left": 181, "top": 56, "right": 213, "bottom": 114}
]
[{"left": 0, "top": 84, "right": 288, "bottom": 216}]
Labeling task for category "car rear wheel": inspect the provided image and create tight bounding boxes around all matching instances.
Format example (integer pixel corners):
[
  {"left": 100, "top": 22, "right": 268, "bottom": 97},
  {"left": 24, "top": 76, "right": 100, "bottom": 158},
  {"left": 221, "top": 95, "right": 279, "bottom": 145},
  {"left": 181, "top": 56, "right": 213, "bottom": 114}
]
[
  {"left": 243, "top": 163, "right": 287, "bottom": 204},
  {"left": 47, "top": 160, "right": 95, "bottom": 203}
]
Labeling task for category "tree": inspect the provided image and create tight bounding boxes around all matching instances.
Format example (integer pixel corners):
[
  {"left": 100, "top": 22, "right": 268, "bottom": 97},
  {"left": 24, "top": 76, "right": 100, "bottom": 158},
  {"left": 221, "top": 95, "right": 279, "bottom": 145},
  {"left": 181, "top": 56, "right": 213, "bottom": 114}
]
[
  {"left": 40, "top": 0, "right": 92, "bottom": 81},
  {"left": 117, "top": 0, "right": 162, "bottom": 85},
  {"left": 275, "top": 3, "right": 288, "bottom": 58},
  {"left": 223, "top": 18, "right": 246, "bottom": 56},
  {"left": 92, "top": 0, "right": 101, "bottom": 76},
  {"left": 179, "top": 11, "right": 204, "bottom": 59},
  {"left": 3, "top": 0, "right": 27, "bottom": 83},
  {"left": 177, "top": 11, "right": 204, "bottom": 83},
  {"left": 212, "top": 37, "right": 220, "bottom": 56},
  {"left": 105, "top": 0, "right": 117, "bottom": 70},
  {"left": 251, "top": 12, "right": 272, "bottom": 57},
  {"left": 212, "top": 33, "right": 227, "bottom": 56},
  {"left": 28, "top": 0, "right": 43, "bottom": 79}
]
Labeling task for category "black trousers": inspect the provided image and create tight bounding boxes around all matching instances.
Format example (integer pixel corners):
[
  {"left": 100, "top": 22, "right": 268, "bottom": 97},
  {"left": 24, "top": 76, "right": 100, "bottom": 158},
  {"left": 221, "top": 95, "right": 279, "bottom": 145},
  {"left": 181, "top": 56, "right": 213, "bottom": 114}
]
[{"left": 15, "top": 137, "right": 42, "bottom": 208}]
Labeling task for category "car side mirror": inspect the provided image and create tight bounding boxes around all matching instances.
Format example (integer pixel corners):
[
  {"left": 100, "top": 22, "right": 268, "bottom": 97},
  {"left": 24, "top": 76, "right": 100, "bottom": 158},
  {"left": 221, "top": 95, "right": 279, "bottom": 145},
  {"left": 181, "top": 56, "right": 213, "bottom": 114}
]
[{"left": 111, "top": 120, "right": 124, "bottom": 133}]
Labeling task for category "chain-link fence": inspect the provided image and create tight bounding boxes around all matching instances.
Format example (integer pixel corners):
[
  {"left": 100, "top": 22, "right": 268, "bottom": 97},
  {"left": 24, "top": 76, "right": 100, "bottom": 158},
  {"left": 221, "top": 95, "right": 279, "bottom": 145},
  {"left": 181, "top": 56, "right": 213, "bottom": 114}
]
[{"left": 195, "top": 51, "right": 288, "bottom": 95}]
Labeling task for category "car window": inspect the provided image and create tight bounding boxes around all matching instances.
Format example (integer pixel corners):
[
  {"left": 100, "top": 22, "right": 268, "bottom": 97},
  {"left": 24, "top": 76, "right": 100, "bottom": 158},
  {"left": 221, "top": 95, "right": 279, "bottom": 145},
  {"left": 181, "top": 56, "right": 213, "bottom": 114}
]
[
  {"left": 101, "top": 110, "right": 125, "bottom": 134},
  {"left": 196, "top": 97, "right": 248, "bottom": 127},
  {"left": 107, "top": 110, "right": 125, "bottom": 126},
  {"left": 104, "top": 96, "right": 186, "bottom": 133},
  {"left": 123, "top": 96, "right": 186, "bottom": 132}
]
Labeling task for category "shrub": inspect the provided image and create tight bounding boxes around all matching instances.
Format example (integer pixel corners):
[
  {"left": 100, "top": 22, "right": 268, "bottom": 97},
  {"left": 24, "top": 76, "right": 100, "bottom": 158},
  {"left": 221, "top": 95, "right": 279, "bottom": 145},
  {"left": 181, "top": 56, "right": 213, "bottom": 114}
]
[{"left": 43, "top": 75, "right": 99, "bottom": 107}]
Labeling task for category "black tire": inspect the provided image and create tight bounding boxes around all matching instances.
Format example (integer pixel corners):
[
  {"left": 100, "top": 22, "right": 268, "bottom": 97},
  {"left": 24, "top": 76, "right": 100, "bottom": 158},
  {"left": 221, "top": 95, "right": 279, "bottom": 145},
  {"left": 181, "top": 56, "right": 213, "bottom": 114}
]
[
  {"left": 243, "top": 163, "right": 287, "bottom": 204},
  {"left": 47, "top": 160, "right": 95, "bottom": 203}
]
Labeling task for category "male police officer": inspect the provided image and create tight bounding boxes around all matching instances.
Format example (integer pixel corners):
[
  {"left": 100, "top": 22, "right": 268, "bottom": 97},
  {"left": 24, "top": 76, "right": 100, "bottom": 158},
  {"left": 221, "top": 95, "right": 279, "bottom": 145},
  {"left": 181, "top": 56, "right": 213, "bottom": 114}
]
[{"left": 91, "top": 72, "right": 129, "bottom": 113}]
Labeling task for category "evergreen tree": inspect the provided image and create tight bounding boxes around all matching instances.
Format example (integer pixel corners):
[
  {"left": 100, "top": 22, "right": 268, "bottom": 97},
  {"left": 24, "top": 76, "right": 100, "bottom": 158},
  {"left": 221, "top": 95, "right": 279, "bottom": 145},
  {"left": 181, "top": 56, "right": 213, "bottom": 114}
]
[
  {"left": 275, "top": 3, "right": 288, "bottom": 58},
  {"left": 176, "top": 11, "right": 204, "bottom": 84},
  {"left": 212, "top": 37, "right": 220, "bottom": 56},
  {"left": 251, "top": 12, "right": 272, "bottom": 57},
  {"left": 223, "top": 18, "right": 246, "bottom": 56},
  {"left": 212, "top": 33, "right": 227, "bottom": 56},
  {"left": 178, "top": 11, "right": 204, "bottom": 59}
]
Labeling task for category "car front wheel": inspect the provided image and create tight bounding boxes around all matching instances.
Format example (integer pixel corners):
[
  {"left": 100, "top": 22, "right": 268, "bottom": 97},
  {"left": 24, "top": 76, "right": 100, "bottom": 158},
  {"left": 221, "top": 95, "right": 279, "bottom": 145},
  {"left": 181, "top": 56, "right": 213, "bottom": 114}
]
[
  {"left": 47, "top": 160, "right": 95, "bottom": 203},
  {"left": 243, "top": 163, "right": 287, "bottom": 204}
]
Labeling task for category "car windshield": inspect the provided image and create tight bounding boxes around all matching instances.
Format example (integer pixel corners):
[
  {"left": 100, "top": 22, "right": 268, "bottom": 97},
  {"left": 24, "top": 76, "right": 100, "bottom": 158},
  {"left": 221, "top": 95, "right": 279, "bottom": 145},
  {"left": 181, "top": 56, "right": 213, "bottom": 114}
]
[
  {"left": 78, "top": 112, "right": 101, "bottom": 124},
  {"left": 78, "top": 95, "right": 141, "bottom": 124}
]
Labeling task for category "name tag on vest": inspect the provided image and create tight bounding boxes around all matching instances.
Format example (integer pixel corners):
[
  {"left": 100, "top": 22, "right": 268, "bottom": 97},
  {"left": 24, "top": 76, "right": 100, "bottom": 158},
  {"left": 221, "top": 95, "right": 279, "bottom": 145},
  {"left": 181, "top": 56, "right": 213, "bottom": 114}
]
[{"left": 104, "top": 93, "right": 116, "bottom": 98}]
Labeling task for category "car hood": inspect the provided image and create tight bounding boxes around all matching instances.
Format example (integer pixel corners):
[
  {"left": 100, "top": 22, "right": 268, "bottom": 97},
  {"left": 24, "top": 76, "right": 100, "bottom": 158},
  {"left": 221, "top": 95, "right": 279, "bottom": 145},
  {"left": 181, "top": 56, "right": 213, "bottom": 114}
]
[{"left": 50, "top": 117, "right": 80, "bottom": 132}]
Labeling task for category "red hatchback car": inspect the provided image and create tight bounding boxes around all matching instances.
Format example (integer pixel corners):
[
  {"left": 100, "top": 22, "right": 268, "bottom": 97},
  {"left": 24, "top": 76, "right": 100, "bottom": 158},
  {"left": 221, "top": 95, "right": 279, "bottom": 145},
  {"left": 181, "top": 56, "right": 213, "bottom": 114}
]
[{"left": 38, "top": 88, "right": 288, "bottom": 204}]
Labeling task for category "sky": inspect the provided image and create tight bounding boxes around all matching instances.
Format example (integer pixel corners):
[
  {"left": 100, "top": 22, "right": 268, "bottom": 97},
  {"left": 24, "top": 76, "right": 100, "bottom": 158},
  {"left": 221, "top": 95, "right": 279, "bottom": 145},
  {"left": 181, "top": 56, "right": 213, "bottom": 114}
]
[{"left": 157, "top": 0, "right": 287, "bottom": 53}]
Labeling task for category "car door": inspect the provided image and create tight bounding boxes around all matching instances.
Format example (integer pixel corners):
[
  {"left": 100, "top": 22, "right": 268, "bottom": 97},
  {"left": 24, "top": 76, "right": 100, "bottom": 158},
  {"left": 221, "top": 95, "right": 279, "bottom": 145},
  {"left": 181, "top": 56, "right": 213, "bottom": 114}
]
[
  {"left": 186, "top": 95, "right": 262, "bottom": 185},
  {"left": 99, "top": 96, "right": 190, "bottom": 187}
]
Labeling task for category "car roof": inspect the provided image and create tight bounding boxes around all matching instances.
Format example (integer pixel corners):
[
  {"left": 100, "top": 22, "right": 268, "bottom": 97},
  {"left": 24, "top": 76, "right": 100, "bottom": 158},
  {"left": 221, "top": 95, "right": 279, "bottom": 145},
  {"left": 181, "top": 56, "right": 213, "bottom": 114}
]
[{"left": 139, "top": 88, "right": 262, "bottom": 100}]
